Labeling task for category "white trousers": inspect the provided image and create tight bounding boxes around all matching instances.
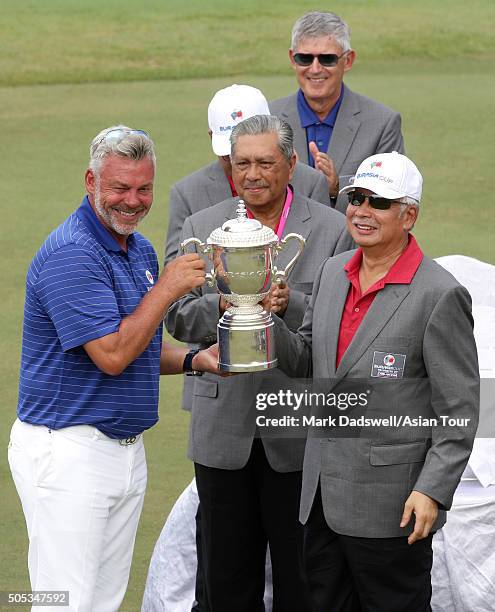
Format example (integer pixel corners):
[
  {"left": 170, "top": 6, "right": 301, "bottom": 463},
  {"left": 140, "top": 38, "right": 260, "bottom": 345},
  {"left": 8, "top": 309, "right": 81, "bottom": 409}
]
[{"left": 8, "top": 419, "right": 147, "bottom": 612}]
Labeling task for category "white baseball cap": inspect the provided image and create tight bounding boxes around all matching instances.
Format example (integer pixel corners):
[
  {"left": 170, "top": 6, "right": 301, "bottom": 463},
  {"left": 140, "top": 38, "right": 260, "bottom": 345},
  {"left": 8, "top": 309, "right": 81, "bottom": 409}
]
[
  {"left": 208, "top": 84, "right": 270, "bottom": 156},
  {"left": 340, "top": 152, "right": 423, "bottom": 204}
]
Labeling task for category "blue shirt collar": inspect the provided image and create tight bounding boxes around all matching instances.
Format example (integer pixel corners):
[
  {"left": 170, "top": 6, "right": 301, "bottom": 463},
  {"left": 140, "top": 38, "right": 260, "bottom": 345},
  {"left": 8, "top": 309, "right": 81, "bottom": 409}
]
[
  {"left": 297, "top": 85, "right": 345, "bottom": 128},
  {"left": 76, "top": 196, "right": 133, "bottom": 253}
]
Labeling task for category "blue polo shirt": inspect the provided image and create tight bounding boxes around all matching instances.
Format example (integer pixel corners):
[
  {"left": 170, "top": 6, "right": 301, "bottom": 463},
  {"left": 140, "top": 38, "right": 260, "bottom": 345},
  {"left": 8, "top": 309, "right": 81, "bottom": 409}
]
[
  {"left": 297, "top": 85, "right": 345, "bottom": 167},
  {"left": 17, "top": 197, "right": 162, "bottom": 438}
]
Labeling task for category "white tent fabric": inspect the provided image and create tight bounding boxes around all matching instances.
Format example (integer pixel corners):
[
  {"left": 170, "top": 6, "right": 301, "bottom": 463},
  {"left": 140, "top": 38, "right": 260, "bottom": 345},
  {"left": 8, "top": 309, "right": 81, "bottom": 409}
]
[
  {"left": 142, "top": 255, "right": 495, "bottom": 612},
  {"left": 141, "top": 477, "right": 273, "bottom": 611},
  {"left": 431, "top": 256, "right": 495, "bottom": 612},
  {"left": 431, "top": 482, "right": 495, "bottom": 612},
  {"left": 141, "top": 481, "right": 199, "bottom": 612}
]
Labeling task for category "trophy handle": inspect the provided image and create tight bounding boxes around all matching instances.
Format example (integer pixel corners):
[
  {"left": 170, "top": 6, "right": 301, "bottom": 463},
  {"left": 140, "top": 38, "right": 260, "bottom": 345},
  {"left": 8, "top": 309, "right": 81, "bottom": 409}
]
[
  {"left": 273, "top": 233, "right": 306, "bottom": 284},
  {"left": 179, "top": 237, "right": 215, "bottom": 286}
]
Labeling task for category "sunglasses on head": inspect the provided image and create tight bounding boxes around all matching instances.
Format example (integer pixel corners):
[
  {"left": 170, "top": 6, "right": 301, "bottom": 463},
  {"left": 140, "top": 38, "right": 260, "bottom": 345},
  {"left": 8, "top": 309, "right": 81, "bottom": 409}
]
[
  {"left": 347, "top": 191, "right": 400, "bottom": 210},
  {"left": 94, "top": 128, "right": 150, "bottom": 149},
  {"left": 293, "top": 51, "right": 348, "bottom": 67}
]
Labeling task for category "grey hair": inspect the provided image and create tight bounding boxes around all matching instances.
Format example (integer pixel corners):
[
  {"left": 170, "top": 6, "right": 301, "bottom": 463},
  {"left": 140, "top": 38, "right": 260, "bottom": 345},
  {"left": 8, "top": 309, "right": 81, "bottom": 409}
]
[
  {"left": 230, "top": 115, "right": 294, "bottom": 163},
  {"left": 398, "top": 196, "right": 420, "bottom": 212},
  {"left": 89, "top": 124, "right": 156, "bottom": 175},
  {"left": 291, "top": 11, "right": 351, "bottom": 52},
  {"left": 398, "top": 198, "right": 420, "bottom": 228}
]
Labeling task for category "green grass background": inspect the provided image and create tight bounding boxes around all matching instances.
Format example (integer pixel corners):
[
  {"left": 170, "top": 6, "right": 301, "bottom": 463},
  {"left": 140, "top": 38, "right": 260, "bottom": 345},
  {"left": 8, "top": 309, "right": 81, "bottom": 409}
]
[{"left": 1, "top": 1, "right": 494, "bottom": 609}]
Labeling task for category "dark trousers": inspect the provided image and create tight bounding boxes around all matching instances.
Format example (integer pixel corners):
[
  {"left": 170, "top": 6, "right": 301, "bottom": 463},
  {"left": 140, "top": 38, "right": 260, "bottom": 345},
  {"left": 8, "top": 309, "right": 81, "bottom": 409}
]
[
  {"left": 304, "top": 487, "right": 433, "bottom": 612},
  {"left": 191, "top": 505, "right": 208, "bottom": 612},
  {"left": 194, "top": 439, "right": 312, "bottom": 612}
]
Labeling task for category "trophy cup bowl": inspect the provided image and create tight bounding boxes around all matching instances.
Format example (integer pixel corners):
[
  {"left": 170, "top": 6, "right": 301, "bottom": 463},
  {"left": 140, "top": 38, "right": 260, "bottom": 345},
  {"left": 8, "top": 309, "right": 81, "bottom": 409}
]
[{"left": 181, "top": 200, "right": 305, "bottom": 372}]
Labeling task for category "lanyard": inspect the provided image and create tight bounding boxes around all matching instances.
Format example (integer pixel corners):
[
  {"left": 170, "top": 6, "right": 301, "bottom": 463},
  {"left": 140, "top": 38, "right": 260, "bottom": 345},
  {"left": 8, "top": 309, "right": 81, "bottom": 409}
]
[
  {"left": 246, "top": 187, "right": 293, "bottom": 239},
  {"left": 227, "top": 175, "right": 238, "bottom": 197}
]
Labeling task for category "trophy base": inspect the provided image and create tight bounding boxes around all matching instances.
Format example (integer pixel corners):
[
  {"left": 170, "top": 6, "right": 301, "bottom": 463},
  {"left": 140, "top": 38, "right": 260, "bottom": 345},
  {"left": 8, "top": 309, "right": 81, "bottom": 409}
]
[{"left": 218, "top": 306, "right": 277, "bottom": 372}]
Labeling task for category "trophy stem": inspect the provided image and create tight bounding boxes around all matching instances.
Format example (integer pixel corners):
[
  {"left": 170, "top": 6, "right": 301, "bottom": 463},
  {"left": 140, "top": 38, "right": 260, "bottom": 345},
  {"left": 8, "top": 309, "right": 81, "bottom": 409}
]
[
  {"left": 226, "top": 304, "right": 264, "bottom": 316},
  {"left": 218, "top": 307, "right": 277, "bottom": 372}
]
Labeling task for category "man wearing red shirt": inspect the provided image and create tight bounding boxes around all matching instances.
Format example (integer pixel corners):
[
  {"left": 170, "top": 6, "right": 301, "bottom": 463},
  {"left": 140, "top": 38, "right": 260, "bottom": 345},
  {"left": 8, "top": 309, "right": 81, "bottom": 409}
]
[{"left": 272, "top": 152, "right": 479, "bottom": 611}]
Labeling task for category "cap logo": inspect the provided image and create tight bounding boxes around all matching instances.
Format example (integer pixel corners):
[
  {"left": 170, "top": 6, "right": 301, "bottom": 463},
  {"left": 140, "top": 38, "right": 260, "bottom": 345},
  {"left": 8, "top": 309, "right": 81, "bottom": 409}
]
[
  {"left": 355, "top": 171, "right": 393, "bottom": 184},
  {"left": 371, "top": 161, "right": 382, "bottom": 169},
  {"left": 231, "top": 109, "right": 243, "bottom": 121}
]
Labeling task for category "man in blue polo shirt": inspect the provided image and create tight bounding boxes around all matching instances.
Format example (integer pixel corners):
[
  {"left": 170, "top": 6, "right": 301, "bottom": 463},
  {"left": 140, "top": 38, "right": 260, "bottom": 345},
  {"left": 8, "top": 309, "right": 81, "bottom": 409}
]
[
  {"left": 270, "top": 10, "right": 405, "bottom": 212},
  {"left": 8, "top": 125, "right": 216, "bottom": 611}
]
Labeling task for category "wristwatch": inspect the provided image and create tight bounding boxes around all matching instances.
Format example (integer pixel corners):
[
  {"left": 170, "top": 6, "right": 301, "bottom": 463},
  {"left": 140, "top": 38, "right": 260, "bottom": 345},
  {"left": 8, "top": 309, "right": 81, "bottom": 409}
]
[{"left": 183, "top": 349, "right": 203, "bottom": 377}]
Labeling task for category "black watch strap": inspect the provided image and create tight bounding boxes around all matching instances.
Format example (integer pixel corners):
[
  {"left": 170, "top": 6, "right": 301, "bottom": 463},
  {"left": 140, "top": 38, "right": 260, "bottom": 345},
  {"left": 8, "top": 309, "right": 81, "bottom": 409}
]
[{"left": 183, "top": 349, "right": 203, "bottom": 376}]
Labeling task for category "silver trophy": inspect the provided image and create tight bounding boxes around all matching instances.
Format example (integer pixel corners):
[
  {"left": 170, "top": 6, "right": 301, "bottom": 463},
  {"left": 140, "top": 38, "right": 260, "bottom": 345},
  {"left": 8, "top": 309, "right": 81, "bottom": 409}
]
[{"left": 181, "top": 200, "right": 305, "bottom": 372}]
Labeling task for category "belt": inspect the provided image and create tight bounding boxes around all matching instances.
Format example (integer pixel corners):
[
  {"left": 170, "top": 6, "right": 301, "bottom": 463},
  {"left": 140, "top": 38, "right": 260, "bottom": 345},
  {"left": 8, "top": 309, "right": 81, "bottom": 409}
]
[
  {"left": 45, "top": 424, "right": 142, "bottom": 445},
  {"left": 118, "top": 435, "right": 140, "bottom": 446}
]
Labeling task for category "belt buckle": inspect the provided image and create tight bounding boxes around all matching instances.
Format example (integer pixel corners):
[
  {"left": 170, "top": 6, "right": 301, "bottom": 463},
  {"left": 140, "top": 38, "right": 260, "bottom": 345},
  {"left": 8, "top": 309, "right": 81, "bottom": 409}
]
[{"left": 119, "top": 435, "right": 139, "bottom": 446}]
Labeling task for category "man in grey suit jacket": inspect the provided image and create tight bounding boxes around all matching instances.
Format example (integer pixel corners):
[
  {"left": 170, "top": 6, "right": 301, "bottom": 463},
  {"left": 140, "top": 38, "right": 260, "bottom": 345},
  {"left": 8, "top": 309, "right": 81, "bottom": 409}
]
[
  {"left": 165, "top": 86, "right": 331, "bottom": 610},
  {"left": 165, "top": 115, "right": 353, "bottom": 611},
  {"left": 272, "top": 152, "right": 479, "bottom": 611},
  {"left": 167, "top": 85, "right": 335, "bottom": 423},
  {"left": 270, "top": 11, "right": 404, "bottom": 213},
  {"left": 165, "top": 84, "right": 333, "bottom": 265}
]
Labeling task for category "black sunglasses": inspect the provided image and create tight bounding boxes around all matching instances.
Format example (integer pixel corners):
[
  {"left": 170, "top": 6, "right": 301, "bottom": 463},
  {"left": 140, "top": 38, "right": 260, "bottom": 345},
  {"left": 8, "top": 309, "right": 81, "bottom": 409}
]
[
  {"left": 293, "top": 51, "right": 348, "bottom": 67},
  {"left": 347, "top": 191, "right": 399, "bottom": 210}
]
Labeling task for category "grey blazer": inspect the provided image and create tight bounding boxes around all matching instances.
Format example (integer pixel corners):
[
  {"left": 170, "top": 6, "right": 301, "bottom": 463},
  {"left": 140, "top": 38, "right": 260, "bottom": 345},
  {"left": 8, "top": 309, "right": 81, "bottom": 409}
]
[
  {"left": 165, "top": 195, "right": 354, "bottom": 472},
  {"left": 270, "top": 86, "right": 405, "bottom": 212},
  {"left": 165, "top": 160, "right": 333, "bottom": 264},
  {"left": 273, "top": 250, "right": 480, "bottom": 537}
]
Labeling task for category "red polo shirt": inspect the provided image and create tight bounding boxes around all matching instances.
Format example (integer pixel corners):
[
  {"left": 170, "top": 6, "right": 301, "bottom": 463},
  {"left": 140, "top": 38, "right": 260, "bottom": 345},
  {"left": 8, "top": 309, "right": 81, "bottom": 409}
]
[{"left": 336, "top": 235, "right": 423, "bottom": 368}]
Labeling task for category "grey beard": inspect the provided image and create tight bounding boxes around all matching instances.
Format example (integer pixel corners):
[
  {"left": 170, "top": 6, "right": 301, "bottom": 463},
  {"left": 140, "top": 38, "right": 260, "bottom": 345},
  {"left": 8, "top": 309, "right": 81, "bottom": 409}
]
[{"left": 94, "top": 182, "right": 139, "bottom": 236}]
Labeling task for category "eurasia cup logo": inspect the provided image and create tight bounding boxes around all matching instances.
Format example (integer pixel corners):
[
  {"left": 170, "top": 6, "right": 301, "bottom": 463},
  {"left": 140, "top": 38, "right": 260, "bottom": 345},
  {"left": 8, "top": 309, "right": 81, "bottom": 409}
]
[
  {"left": 371, "top": 350, "right": 406, "bottom": 379},
  {"left": 384, "top": 354, "right": 396, "bottom": 366}
]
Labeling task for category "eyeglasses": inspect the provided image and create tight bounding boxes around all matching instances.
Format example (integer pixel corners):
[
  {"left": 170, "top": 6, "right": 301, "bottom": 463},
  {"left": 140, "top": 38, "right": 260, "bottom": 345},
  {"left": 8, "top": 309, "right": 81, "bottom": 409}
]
[
  {"left": 93, "top": 128, "right": 150, "bottom": 149},
  {"left": 293, "top": 51, "right": 348, "bottom": 67},
  {"left": 347, "top": 191, "right": 400, "bottom": 210}
]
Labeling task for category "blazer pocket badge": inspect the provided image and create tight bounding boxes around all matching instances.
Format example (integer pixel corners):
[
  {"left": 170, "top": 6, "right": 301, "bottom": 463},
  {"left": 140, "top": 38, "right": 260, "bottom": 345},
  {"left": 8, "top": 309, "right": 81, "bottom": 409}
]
[{"left": 371, "top": 351, "right": 406, "bottom": 379}]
